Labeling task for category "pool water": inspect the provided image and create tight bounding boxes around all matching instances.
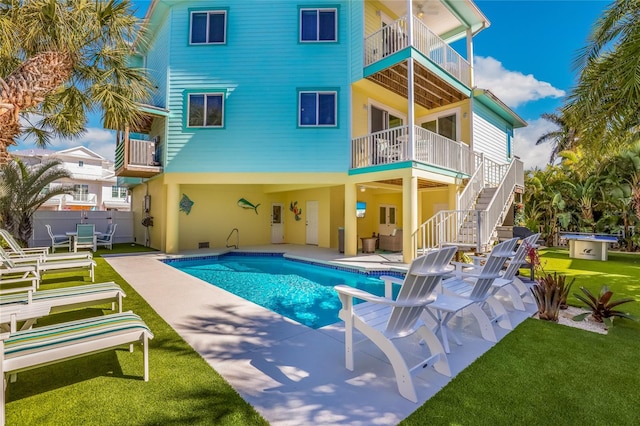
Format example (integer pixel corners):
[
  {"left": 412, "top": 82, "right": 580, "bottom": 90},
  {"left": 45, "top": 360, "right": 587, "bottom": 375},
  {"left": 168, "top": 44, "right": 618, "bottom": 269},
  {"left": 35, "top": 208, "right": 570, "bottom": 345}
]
[{"left": 167, "top": 254, "right": 396, "bottom": 329}]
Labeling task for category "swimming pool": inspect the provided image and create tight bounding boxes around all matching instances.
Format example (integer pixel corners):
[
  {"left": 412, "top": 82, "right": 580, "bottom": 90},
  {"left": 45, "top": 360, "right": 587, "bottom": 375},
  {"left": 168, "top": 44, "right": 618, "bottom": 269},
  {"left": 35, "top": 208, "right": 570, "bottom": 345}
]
[{"left": 165, "top": 253, "right": 400, "bottom": 329}]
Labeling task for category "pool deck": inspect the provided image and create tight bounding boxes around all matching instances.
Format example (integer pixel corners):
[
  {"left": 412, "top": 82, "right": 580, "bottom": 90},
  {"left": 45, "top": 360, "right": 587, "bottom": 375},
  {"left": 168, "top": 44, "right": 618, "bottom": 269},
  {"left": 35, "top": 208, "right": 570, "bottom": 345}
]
[{"left": 104, "top": 245, "right": 537, "bottom": 425}]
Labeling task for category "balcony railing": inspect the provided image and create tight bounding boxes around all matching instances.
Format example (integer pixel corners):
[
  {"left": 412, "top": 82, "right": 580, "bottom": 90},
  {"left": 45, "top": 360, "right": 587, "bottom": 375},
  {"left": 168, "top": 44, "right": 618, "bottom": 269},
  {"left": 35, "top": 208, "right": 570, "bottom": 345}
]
[
  {"left": 351, "top": 125, "right": 479, "bottom": 176},
  {"left": 115, "top": 137, "right": 162, "bottom": 178},
  {"left": 364, "top": 16, "right": 471, "bottom": 86}
]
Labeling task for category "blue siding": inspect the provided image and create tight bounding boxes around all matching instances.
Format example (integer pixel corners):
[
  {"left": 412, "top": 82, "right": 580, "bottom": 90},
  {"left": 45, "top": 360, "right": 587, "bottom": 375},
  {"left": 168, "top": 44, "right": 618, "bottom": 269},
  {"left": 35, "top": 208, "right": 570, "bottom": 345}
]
[
  {"left": 145, "top": 13, "right": 171, "bottom": 108},
  {"left": 349, "top": 0, "right": 364, "bottom": 82},
  {"left": 153, "top": 0, "right": 352, "bottom": 173}
]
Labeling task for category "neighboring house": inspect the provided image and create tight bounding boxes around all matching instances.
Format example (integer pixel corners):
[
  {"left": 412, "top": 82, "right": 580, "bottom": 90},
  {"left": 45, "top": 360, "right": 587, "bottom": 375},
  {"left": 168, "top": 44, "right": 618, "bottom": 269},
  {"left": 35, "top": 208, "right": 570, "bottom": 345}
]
[
  {"left": 12, "top": 147, "right": 131, "bottom": 212},
  {"left": 114, "top": 0, "right": 526, "bottom": 262}
]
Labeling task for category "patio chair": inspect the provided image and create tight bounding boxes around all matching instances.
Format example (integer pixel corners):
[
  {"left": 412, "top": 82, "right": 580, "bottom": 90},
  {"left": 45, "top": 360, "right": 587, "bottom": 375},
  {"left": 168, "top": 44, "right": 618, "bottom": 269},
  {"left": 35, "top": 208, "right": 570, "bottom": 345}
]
[
  {"left": 96, "top": 223, "right": 117, "bottom": 250},
  {"left": 0, "top": 258, "right": 40, "bottom": 300},
  {"left": 0, "top": 311, "right": 154, "bottom": 425},
  {"left": 45, "top": 224, "right": 71, "bottom": 253},
  {"left": 1, "top": 229, "right": 91, "bottom": 261},
  {"left": 427, "top": 238, "right": 519, "bottom": 349},
  {"left": 334, "top": 246, "right": 457, "bottom": 402},
  {"left": 0, "top": 281, "right": 126, "bottom": 333},
  {"left": 0, "top": 245, "right": 96, "bottom": 284},
  {"left": 449, "top": 233, "right": 541, "bottom": 311},
  {"left": 74, "top": 224, "right": 97, "bottom": 252}
]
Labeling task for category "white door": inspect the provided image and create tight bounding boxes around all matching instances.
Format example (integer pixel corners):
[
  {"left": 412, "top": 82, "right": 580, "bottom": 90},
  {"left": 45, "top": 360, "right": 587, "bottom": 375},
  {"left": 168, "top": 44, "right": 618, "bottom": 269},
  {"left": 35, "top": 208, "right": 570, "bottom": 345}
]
[
  {"left": 306, "top": 201, "right": 318, "bottom": 245},
  {"left": 379, "top": 204, "right": 397, "bottom": 235},
  {"left": 271, "top": 203, "right": 284, "bottom": 244}
]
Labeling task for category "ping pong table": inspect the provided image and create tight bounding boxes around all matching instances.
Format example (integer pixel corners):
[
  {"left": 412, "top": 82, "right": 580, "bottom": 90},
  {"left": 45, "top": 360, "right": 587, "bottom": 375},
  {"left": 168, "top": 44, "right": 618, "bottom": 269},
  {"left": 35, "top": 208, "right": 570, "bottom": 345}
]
[{"left": 563, "top": 234, "right": 618, "bottom": 261}]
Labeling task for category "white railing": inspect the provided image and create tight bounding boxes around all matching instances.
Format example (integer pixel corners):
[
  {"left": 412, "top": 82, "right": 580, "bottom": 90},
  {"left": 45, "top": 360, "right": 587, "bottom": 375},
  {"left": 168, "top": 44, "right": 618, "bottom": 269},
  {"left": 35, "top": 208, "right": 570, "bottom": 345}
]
[
  {"left": 414, "top": 157, "right": 525, "bottom": 255},
  {"left": 364, "top": 17, "right": 409, "bottom": 65},
  {"left": 364, "top": 16, "right": 471, "bottom": 86},
  {"left": 351, "top": 125, "right": 477, "bottom": 176},
  {"left": 478, "top": 158, "right": 523, "bottom": 248}
]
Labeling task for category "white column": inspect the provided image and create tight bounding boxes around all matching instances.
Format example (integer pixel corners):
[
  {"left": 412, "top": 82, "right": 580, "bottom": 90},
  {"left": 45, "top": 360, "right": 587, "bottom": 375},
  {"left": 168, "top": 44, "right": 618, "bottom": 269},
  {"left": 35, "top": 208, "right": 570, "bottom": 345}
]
[
  {"left": 344, "top": 183, "right": 358, "bottom": 256},
  {"left": 466, "top": 28, "right": 474, "bottom": 87},
  {"left": 403, "top": 175, "right": 418, "bottom": 264},
  {"left": 165, "top": 183, "right": 180, "bottom": 254},
  {"left": 406, "top": 0, "right": 415, "bottom": 159}
]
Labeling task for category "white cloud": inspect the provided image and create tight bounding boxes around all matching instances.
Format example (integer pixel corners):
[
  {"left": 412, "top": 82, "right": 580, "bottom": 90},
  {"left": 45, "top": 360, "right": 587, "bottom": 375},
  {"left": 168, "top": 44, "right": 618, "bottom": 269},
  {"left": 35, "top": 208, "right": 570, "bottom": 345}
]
[
  {"left": 474, "top": 56, "right": 566, "bottom": 108},
  {"left": 513, "top": 118, "right": 557, "bottom": 170}
]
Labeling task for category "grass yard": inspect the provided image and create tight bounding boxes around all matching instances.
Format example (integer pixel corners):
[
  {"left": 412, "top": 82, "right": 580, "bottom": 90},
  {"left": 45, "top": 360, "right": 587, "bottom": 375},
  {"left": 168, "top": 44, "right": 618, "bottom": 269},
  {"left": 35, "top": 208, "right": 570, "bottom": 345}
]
[
  {"left": 401, "top": 248, "right": 640, "bottom": 425},
  {"left": 4, "top": 246, "right": 640, "bottom": 425},
  {"left": 4, "top": 245, "right": 268, "bottom": 426}
]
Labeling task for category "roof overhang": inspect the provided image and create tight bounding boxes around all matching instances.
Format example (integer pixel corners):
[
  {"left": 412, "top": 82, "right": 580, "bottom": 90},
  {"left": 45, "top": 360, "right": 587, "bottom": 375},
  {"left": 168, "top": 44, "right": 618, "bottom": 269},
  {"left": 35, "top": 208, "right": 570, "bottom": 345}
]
[{"left": 472, "top": 88, "right": 527, "bottom": 128}]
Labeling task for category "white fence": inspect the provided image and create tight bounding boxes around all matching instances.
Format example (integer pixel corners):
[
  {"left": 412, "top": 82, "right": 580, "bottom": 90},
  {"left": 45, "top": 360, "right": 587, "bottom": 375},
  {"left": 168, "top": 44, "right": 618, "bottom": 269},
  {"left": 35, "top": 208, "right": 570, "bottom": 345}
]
[{"left": 29, "top": 210, "right": 134, "bottom": 248}]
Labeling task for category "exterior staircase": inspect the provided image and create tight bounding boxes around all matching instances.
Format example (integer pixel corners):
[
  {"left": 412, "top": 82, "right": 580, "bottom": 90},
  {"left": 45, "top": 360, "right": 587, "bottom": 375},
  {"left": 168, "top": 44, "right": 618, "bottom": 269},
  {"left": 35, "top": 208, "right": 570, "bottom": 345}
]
[{"left": 414, "top": 156, "right": 523, "bottom": 255}]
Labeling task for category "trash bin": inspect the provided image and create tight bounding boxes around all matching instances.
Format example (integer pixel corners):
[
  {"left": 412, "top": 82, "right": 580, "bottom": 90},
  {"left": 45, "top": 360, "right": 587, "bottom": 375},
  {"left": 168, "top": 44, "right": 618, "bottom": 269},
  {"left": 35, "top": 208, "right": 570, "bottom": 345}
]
[{"left": 338, "top": 227, "right": 344, "bottom": 253}]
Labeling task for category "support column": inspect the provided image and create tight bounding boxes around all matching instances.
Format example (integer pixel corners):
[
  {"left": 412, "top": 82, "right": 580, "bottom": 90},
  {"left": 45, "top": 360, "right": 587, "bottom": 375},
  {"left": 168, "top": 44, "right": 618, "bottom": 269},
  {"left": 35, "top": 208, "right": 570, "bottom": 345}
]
[
  {"left": 344, "top": 183, "right": 358, "bottom": 256},
  {"left": 407, "top": 58, "right": 415, "bottom": 159},
  {"left": 165, "top": 183, "right": 180, "bottom": 254},
  {"left": 403, "top": 175, "right": 418, "bottom": 264},
  {"left": 466, "top": 28, "right": 474, "bottom": 87}
]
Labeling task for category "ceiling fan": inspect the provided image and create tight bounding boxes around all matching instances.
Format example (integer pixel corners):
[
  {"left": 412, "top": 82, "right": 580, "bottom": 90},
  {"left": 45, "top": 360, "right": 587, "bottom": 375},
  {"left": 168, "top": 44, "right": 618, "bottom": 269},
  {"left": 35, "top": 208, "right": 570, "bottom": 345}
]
[{"left": 414, "top": 1, "right": 441, "bottom": 18}]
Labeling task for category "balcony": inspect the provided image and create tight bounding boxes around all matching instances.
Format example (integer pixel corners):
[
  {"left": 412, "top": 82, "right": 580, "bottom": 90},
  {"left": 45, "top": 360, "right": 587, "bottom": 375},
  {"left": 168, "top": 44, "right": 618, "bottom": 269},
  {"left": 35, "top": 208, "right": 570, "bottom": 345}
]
[
  {"left": 115, "top": 137, "right": 162, "bottom": 178},
  {"left": 351, "top": 125, "right": 478, "bottom": 176},
  {"left": 364, "top": 16, "right": 471, "bottom": 87}
]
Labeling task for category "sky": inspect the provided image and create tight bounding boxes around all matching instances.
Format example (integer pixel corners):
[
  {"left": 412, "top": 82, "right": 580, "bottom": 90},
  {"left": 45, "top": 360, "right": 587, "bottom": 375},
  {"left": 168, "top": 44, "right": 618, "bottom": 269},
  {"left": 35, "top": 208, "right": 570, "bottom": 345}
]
[{"left": 11, "top": 0, "right": 611, "bottom": 170}]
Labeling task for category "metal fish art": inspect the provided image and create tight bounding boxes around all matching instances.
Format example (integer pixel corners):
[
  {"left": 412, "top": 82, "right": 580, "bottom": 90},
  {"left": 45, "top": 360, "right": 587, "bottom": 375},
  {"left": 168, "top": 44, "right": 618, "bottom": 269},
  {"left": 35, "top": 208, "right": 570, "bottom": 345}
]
[
  {"left": 179, "top": 193, "right": 194, "bottom": 215},
  {"left": 238, "top": 198, "right": 260, "bottom": 214}
]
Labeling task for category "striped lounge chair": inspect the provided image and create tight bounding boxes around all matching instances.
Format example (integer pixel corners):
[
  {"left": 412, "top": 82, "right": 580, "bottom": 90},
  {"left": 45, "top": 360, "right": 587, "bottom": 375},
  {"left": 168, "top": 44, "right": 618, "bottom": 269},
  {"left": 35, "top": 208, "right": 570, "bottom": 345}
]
[
  {"left": 0, "top": 312, "right": 154, "bottom": 424},
  {"left": 0, "top": 281, "right": 126, "bottom": 333}
]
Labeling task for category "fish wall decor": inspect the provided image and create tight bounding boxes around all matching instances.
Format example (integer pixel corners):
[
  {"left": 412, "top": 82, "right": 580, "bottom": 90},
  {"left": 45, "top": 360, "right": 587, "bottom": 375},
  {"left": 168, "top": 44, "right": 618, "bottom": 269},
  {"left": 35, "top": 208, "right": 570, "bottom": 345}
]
[
  {"left": 179, "top": 193, "right": 194, "bottom": 215},
  {"left": 238, "top": 198, "right": 260, "bottom": 214}
]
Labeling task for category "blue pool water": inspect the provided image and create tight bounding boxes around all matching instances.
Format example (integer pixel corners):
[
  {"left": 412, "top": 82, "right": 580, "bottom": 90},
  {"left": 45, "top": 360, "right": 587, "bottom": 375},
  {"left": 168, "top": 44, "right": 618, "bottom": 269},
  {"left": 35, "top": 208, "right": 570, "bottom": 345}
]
[{"left": 166, "top": 254, "right": 399, "bottom": 329}]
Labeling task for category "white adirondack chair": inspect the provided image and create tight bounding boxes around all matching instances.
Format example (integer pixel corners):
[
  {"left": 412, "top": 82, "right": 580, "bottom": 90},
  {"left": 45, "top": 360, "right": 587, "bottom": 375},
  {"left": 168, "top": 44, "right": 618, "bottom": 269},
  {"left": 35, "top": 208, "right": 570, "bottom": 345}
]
[
  {"left": 431, "top": 238, "right": 519, "bottom": 347},
  {"left": 334, "top": 246, "right": 457, "bottom": 403}
]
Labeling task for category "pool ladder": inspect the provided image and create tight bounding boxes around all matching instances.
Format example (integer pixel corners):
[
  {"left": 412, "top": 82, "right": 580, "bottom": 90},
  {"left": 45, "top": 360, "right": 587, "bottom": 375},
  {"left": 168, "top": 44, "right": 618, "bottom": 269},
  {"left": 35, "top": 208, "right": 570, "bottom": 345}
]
[{"left": 226, "top": 228, "right": 239, "bottom": 249}]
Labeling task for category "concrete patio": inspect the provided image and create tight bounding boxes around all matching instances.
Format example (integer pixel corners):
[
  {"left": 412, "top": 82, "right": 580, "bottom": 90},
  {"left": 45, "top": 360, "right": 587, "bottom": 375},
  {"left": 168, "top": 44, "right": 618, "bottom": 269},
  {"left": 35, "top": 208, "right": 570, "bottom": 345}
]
[{"left": 104, "top": 245, "right": 537, "bottom": 425}]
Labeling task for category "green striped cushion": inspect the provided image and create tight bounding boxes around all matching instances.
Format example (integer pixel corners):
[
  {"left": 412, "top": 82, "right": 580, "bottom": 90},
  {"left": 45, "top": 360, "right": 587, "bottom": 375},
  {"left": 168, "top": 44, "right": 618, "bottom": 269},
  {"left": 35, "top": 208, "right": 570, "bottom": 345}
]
[
  {"left": 4, "top": 312, "right": 153, "bottom": 358},
  {"left": 0, "top": 282, "right": 124, "bottom": 306}
]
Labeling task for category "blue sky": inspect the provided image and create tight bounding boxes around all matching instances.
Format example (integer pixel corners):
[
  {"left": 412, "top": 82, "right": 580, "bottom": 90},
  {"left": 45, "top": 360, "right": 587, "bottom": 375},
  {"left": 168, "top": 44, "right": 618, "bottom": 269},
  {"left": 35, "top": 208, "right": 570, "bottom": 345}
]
[{"left": 12, "top": 0, "right": 610, "bottom": 170}]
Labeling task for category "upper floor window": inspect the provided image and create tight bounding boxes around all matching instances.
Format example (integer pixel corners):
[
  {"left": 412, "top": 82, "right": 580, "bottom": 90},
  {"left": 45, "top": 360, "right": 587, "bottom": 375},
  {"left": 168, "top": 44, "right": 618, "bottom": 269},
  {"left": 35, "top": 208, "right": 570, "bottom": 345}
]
[
  {"left": 190, "top": 11, "right": 226, "bottom": 44},
  {"left": 299, "top": 91, "right": 337, "bottom": 127},
  {"left": 78, "top": 160, "right": 84, "bottom": 167},
  {"left": 112, "top": 186, "right": 128, "bottom": 199},
  {"left": 73, "top": 184, "right": 89, "bottom": 201},
  {"left": 300, "top": 8, "right": 337, "bottom": 42},
  {"left": 188, "top": 93, "right": 224, "bottom": 127},
  {"left": 422, "top": 113, "right": 457, "bottom": 141}
]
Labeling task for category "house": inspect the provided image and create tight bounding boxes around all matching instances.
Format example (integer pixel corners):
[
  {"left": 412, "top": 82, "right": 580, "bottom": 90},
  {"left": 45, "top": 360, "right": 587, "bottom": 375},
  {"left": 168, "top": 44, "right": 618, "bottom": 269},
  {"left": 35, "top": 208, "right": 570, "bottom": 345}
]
[
  {"left": 114, "top": 0, "right": 526, "bottom": 262},
  {"left": 12, "top": 147, "right": 131, "bottom": 212}
]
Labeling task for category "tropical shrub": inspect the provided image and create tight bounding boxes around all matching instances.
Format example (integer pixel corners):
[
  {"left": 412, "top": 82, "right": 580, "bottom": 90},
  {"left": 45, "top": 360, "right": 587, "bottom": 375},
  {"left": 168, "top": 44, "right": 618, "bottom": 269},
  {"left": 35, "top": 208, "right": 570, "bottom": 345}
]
[
  {"left": 573, "top": 285, "right": 636, "bottom": 327},
  {"left": 531, "top": 272, "right": 575, "bottom": 321}
]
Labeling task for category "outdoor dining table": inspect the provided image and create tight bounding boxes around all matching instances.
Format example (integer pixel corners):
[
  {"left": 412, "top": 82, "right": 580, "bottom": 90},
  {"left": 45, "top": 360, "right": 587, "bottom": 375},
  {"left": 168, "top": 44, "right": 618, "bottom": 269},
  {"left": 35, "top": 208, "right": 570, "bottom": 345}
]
[{"left": 65, "top": 230, "right": 102, "bottom": 252}]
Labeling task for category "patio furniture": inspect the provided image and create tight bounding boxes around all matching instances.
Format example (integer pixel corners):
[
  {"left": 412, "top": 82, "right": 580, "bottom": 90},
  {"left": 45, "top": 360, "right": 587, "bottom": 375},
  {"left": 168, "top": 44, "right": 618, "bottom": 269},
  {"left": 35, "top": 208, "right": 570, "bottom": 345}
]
[
  {"left": 334, "top": 246, "right": 457, "bottom": 402},
  {"left": 0, "top": 311, "right": 154, "bottom": 425},
  {"left": 96, "top": 224, "right": 117, "bottom": 250},
  {"left": 0, "top": 245, "right": 96, "bottom": 284},
  {"left": 431, "top": 238, "right": 519, "bottom": 347},
  {"left": 71, "top": 224, "right": 98, "bottom": 252},
  {"left": 1, "top": 229, "right": 91, "bottom": 261},
  {"left": 0, "top": 260, "right": 40, "bottom": 300},
  {"left": 379, "top": 229, "right": 402, "bottom": 252},
  {"left": 360, "top": 236, "right": 377, "bottom": 253},
  {"left": 45, "top": 224, "right": 71, "bottom": 253},
  {"left": 0, "top": 281, "right": 126, "bottom": 333}
]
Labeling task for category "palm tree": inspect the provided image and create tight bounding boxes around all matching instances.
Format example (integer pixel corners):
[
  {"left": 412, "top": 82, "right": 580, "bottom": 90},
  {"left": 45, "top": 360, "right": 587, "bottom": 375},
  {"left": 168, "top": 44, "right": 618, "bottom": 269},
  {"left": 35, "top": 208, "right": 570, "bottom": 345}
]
[
  {"left": 535, "top": 112, "right": 580, "bottom": 164},
  {"left": 0, "top": 158, "right": 72, "bottom": 245},
  {"left": 0, "top": 0, "right": 153, "bottom": 164},
  {"left": 568, "top": 0, "right": 640, "bottom": 154}
]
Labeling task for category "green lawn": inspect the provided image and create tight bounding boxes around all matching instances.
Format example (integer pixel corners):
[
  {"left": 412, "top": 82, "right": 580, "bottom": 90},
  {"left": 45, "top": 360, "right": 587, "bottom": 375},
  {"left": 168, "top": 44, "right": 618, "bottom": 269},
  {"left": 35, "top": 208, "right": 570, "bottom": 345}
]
[
  {"left": 4, "top": 247, "right": 640, "bottom": 425},
  {"left": 401, "top": 249, "right": 640, "bottom": 425}
]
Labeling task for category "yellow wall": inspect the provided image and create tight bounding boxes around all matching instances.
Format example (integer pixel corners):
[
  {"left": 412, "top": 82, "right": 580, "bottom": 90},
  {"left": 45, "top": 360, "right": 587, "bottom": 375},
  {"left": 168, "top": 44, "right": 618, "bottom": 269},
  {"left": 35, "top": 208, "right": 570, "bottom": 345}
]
[{"left": 420, "top": 188, "right": 451, "bottom": 219}]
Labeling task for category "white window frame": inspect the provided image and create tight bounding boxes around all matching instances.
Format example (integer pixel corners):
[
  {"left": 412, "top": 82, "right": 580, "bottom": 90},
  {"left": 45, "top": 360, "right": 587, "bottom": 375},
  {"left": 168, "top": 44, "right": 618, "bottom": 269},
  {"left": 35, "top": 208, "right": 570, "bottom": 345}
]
[
  {"left": 111, "top": 186, "right": 128, "bottom": 199},
  {"left": 418, "top": 107, "right": 461, "bottom": 141},
  {"left": 368, "top": 99, "right": 406, "bottom": 133},
  {"left": 187, "top": 93, "right": 225, "bottom": 128},
  {"left": 299, "top": 8, "right": 338, "bottom": 42},
  {"left": 189, "top": 10, "right": 227, "bottom": 45},
  {"left": 299, "top": 91, "right": 337, "bottom": 127}
]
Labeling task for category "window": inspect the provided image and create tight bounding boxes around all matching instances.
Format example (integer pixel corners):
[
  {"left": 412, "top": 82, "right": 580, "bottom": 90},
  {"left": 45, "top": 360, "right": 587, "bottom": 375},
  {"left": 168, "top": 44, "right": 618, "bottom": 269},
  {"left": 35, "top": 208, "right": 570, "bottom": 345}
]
[
  {"left": 111, "top": 186, "right": 128, "bottom": 199},
  {"left": 421, "top": 113, "right": 457, "bottom": 140},
  {"left": 299, "top": 91, "right": 337, "bottom": 126},
  {"left": 78, "top": 160, "right": 84, "bottom": 167},
  {"left": 73, "top": 184, "right": 89, "bottom": 201},
  {"left": 187, "top": 93, "right": 224, "bottom": 127},
  {"left": 300, "top": 8, "right": 337, "bottom": 42},
  {"left": 190, "top": 11, "right": 226, "bottom": 44}
]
